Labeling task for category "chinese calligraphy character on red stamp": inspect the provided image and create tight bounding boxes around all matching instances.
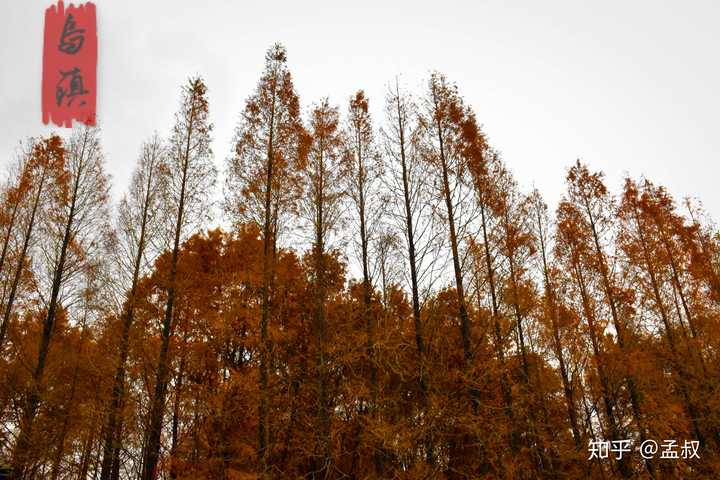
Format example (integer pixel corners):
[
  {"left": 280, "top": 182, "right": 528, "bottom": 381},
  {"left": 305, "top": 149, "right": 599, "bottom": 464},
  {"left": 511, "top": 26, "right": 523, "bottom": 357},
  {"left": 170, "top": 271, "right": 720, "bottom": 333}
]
[{"left": 42, "top": 0, "right": 97, "bottom": 127}]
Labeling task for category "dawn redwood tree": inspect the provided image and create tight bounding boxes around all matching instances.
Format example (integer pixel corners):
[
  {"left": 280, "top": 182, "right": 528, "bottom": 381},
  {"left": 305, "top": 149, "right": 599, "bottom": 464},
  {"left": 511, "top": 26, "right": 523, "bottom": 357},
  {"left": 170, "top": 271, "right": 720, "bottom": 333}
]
[
  {"left": 419, "top": 78, "right": 495, "bottom": 472},
  {"left": 382, "top": 79, "right": 442, "bottom": 464},
  {"left": 618, "top": 179, "right": 713, "bottom": 448},
  {"left": 141, "top": 77, "right": 216, "bottom": 480},
  {"left": 100, "top": 136, "right": 165, "bottom": 480},
  {"left": 565, "top": 161, "right": 658, "bottom": 478},
  {"left": 0, "top": 137, "right": 65, "bottom": 350},
  {"left": 419, "top": 72, "right": 476, "bottom": 369},
  {"left": 531, "top": 190, "right": 582, "bottom": 448},
  {"left": 420, "top": 72, "right": 489, "bottom": 473},
  {"left": 467, "top": 150, "right": 527, "bottom": 463},
  {"left": 418, "top": 78, "right": 496, "bottom": 476},
  {"left": 340, "top": 89, "right": 384, "bottom": 472},
  {"left": 12, "top": 127, "right": 110, "bottom": 478},
  {"left": 224, "top": 43, "right": 308, "bottom": 477},
  {"left": 48, "top": 267, "right": 106, "bottom": 480},
  {"left": 0, "top": 162, "right": 29, "bottom": 345},
  {"left": 641, "top": 182, "right": 713, "bottom": 373},
  {"left": 341, "top": 89, "right": 379, "bottom": 377},
  {"left": 493, "top": 164, "right": 556, "bottom": 474},
  {"left": 382, "top": 81, "right": 425, "bottom": 376},
  {"left": 300, "top": 99, "right": 344, "bottom": 477},
  {"left": 555, "top": 197, "right": 636, "bottom": 478}
]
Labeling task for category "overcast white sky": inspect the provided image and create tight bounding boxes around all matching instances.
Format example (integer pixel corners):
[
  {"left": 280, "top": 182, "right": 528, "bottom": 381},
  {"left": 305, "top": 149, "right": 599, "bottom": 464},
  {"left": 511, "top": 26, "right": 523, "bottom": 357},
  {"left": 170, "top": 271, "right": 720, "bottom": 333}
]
[{"left": 1, "top": 0, "right": 718, "bottom": 221}]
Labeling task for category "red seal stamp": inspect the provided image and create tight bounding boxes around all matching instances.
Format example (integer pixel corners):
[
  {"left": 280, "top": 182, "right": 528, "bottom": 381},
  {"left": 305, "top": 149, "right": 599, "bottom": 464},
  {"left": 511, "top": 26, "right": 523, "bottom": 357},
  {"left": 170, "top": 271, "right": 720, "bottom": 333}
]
[{"left": 42, "top": 1, "right": 97, "bottom": 127}]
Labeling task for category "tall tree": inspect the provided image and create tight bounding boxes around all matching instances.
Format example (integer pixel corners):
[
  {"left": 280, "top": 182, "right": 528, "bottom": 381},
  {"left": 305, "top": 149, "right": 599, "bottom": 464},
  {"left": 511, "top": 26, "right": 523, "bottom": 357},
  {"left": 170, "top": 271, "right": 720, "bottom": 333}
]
[
  {"left": 618, "top": 179, "right": 709, "bottom": 447},
  {"left": 300, "top": 99, "right": 344, "bottom": 477},
  {"left": 494, "top": 164, "right": 554, "bottom": 474},
  {"left": 12, "top": 128, "right": 110, "bottom": 478},
  {"left": 100, "top": 136, "right": 165, "bottom": 480},
  {"left": 683, "top": 200, "right": 720, "bottom": 304},
  {"left": 224, "top": 43, "right": 308, "bottom": 477},
  {"left": 419, "top": 72, "right": 476, "bottom": 368},
  {"left": 643, "top": 183, "right": 710, "bottom": 366},
  {"left": 561, "top": 162, "right": 660, "bottom": 478},
  {"left": 141, "top": 77, "right": 216, "bottom": 480},
  {"left": 382, "top": 79, "right": 440, "bottom": 464},
  {"left": 531, "top": 190, "right": 582, "bottom": 447},
  {"left": 555, "top": 197, "right": 632, "bottom": 477},
  {"left": 340, "top": 89, "right": 384, "bottom": 473},
  {"left": 0, "top": 137, "right": 65, "bottom": 350}
]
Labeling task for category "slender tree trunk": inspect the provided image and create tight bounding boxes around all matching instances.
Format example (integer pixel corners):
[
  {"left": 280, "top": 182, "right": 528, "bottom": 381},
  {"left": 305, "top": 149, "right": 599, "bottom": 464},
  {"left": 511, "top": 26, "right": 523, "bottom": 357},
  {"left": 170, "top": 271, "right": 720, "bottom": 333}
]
[
  {"left": 570, "top": 249, "right": 632, "bottom": 478},
  {"left": 535, "top": 210, "right": 581, "bottom": 446},
  {"left": 100, "top": 154, "right": 155, "bottom": 480},
  {"left": 430, "top": 87, "right": 471, "bottom": 365},
  {"left": 313, "top": 136, "right": 331, "bottom": 479},
  {"left": 0, "top": 166, "right": 47, "bottom": 349},
  {"left": 141, "top": 103, "right": 196, "bottom": 480},
  {"left": 0, "top": 196, "right": 18, "bottom": 313},
  {"left": 0, "top": 196, "right": 20, "bottom": 287},
  {"left": 629, "top": 202, "right": 706, "bottom": 446},
  {"left": 653, "top": 215, "right": 709, "bottom": 375},
  {"left": 110, "top": 420, "right": 122, "bottom": 480},
  {"left": 78, "top": 418, "right": 97, "bottom": 480},
  {"left": 582, "top": 200, "right": 655, "bottom": 478},
  {"left": 350, "top": 101, "right": 382, "bottom": 476},
  {"left": 12, "top": 136, "right": 86, "bottom": 478},
  {"left": 502, "top": 210, "right": 551, "bottom": 475},
  {"left": 49, "top": 406, "right": 70, "bottom": 479},
  {"left": 258, "top": 73, "right": 278, "bottom": 480},
  {"left": 80, "top": 394, "right": 102, "bottom": 480},
  {"left": 393, "top": 86, "right": 432, "bottom": 463},
  {"left": 279, "top": 366, "right": 303, "bottom": 472},
  {"left": 477, "top": 197, "right": 517, "bottom": 452},
  {"left": 50, "top": 343, "right": 82, "bottom": 480},
  {"left": 580, "top": 381, "right": 609, "bottom": 480}
]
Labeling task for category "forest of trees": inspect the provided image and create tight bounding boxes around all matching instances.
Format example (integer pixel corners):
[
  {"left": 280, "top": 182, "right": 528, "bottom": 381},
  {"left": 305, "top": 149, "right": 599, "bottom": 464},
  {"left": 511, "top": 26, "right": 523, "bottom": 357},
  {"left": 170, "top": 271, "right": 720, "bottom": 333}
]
[{"left": 0, "top": 43, "right": 718, "bottom": 479}]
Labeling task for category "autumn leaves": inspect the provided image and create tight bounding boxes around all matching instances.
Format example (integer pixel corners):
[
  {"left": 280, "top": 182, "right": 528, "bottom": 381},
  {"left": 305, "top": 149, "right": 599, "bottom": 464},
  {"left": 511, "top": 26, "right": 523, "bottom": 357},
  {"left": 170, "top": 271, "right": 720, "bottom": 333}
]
[{"left": 0, "top": 43, "right": 718, "bottom": 479}]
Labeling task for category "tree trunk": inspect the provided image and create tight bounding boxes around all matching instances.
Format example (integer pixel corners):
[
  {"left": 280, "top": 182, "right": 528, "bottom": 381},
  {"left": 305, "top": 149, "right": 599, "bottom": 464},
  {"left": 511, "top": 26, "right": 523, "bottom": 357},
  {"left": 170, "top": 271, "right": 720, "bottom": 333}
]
[
  {"left": 393, "top": 86, "right": 432, "bottom": 463},
  {"left": 169, "top": 361, "right": 184, "bottom": 480},
  {"left": 0, "top": 165, "right": 47, "bottom": 349},
  {"left": 313, "top": 135, "right": 331, "bottom": 478},
  {"left": 141, "top": 102, "right": 196, "bottom": 480},
  {"left": 100, "top": 153, "right": 155, "bottom": 480},
  {"left": 502, "top": 208, "right": 551, "bottom": 474},
  {"left": 570, "top": 247, "right": 632, "bottom": 478},
  {"left": 535, "top": 209, "right": 580, "bottom": 446},
  {"left": 11, "top": 135, "right": 86, "bottom": 478},
  {"left": 478, "top": 197, "right": 517, "bottom": 451},
  {"left": 430, "top": 85, "right": 471, "bottom": 365},
  {"left": 258, "top": 72, "right": 278, "bottom": 480},
  {"left": 582, "top": 199, "right": 655, "bottom": 478},
  {"left": 629, "top": 202, "right": 705, "bottom": 446},
  {"left": 0, "top": 194, "right": 21, "bottom": 293}
]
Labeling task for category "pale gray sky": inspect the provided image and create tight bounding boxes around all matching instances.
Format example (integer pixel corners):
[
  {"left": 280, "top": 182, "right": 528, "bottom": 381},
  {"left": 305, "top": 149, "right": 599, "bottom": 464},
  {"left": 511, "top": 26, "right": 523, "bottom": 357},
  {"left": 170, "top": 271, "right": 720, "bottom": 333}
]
[{"left": 2, "top": 0, "right": 718, "bottom": 220}]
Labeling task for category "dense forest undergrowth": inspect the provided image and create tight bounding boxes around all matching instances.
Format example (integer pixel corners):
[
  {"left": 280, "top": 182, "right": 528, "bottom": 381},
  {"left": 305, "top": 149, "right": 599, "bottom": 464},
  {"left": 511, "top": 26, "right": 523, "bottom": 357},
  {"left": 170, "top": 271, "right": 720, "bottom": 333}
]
[{"left": 0, "top": 44, "right": 718, "bottom": 479}]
